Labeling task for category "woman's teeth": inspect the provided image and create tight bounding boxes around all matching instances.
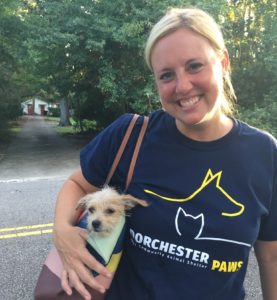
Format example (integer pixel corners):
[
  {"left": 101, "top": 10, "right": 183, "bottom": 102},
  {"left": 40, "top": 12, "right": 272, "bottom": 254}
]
[{"left": 179, "top": 96, "right": 200, "bottom": 108}]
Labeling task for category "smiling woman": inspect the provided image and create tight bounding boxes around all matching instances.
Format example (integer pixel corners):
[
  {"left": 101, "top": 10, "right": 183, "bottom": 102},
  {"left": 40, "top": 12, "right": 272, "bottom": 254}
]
[
  {"left": 145, "top": 8, "right": 236, "bottom": 116},
  {"left": 52, "top": 7, "right": 277, "bottom": 300},
  {"left": 145, "top": 8, "right": 236, "bottom": 141},
  {"left": 150, "top": 28, "right": 232, "bottom": 140}
]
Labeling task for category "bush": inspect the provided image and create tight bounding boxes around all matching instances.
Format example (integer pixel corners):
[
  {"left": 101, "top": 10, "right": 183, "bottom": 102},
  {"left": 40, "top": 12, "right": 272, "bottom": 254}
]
[
  {"left": 47, "top": 107, "right": 60, "bottom": 117},
  {"left": 238, "top": 97, "right": 277, "bottom": 138},
  {"left": 0, "top": 102, "right": 22, "bottom": 124},
  {"left": 72, "top": 119, "right": 97, "bottom": 133}
]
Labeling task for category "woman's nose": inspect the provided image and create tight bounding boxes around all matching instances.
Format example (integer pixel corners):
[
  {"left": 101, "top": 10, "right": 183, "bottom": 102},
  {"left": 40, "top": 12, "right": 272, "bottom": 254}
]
[{"left": 175, "top": 73, "right": 193, "bottom": 94}]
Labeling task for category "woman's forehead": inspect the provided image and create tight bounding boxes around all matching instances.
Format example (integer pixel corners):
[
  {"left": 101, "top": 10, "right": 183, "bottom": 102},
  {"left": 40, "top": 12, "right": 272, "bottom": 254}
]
[{"left": 151, "top": 28, "right": 216, "bottom": 70}]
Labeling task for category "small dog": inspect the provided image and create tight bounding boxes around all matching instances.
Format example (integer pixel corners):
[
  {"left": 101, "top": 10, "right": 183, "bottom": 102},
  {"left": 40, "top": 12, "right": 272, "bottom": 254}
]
[{"left": 76, "top": 186, "right": 149, "bottom": 237}]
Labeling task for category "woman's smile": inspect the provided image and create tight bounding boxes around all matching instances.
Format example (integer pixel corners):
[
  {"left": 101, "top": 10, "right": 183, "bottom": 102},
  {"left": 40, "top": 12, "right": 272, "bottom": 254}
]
[{"left": 177, "top": 95, "right": 202, "bottom": 110}]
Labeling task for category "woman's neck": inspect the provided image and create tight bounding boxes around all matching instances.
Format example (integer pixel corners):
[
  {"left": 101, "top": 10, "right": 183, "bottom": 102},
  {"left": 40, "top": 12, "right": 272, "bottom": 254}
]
[{"left": 176, "top": 114, "right": 234, "bottom": 142}]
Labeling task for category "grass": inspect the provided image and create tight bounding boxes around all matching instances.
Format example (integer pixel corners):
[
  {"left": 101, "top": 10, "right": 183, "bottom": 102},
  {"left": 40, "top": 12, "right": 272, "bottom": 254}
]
[
  {"left": 45, "top": 116, "right": 98, "bottom": 136},
  {"left": 0, "top": 118, "right": 24, "bottom": 161},
  {"left": 55, "top": 123, "right": 76, "bottom": 135},
  {"left": 45, "top": 116, "right": 77, "bottom": 135},
  {"left": 0, "top": 118, "right": 24, "bottom": 138},
  {"left": 0, "top": 116, "right": 94, "bottom": 162},
  {"left": 44, "top": 117, "right": 95, "bottom": 148}
]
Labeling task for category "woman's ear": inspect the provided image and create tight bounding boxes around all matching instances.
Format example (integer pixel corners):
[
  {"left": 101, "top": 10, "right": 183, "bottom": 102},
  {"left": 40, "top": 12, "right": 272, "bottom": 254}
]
[{"left": 221, "top": 49, "right": 230, "bottom": 75}]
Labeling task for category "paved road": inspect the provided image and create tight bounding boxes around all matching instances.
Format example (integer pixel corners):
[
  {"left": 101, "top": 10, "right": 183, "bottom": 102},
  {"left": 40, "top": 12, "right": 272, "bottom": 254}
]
[
  {"left": 0, "top": 116, "right": 262, "bottom": 299},
  {"left": 0, "top": 116, "right": 83, "bottom": 182},
  {"left": 0, "top": 116, "right": 88, "bottom": 300}
]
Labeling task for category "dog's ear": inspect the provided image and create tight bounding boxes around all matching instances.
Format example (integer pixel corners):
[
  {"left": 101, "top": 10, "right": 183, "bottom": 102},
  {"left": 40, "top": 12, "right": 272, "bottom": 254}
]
[
  {"left": 121, "top": 195, "right": 149, "bottom": 210},
  {"left": 76, "top": 195, "right": 90, "bottom": 211}
]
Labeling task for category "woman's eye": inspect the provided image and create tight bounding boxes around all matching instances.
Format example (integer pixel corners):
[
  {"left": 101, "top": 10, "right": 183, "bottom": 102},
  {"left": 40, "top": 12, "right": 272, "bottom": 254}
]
[
  {"left": 159, "top": 72, "right": 173, "bottom": 81},
  {"left": 188, "top": 63, "right": 203, "bottom": 73}
]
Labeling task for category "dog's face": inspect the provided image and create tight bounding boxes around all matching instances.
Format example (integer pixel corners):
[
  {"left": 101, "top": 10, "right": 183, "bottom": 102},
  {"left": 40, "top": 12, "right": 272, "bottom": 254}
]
[{"left": 77, "top": 186, "right": 148, "bottom": 237}]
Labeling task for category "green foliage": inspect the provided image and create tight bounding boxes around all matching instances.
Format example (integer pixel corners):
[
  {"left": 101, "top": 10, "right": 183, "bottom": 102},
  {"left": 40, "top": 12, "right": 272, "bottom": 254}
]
[
  {"left": 0, "top": 0, "right": 25, "bottom": 125},
  {"left": 1, "top": 0, "right": 276, "bottom": 137},
  {"left": 224, "top": 1, "right": 277, "bottom": 105},
  {"left": 48, "top": 107, "right": 60, "bottom": 117},
  {"left": 238, "top": 92, "right": 277, "bottom": 138},
  {"left": 0, "top": 102, "right": 22, "bottom": 124},
  {"left": 72, "top": 119, "right": 97, "bottom": 133}
]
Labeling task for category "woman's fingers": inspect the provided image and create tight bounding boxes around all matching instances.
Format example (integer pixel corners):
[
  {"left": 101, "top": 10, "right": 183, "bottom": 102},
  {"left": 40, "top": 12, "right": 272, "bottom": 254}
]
[
  {"left": 61, "top": 269, "right": 72, "bottom": 296},
  {"left": 71, "top": 254, "right": 111, "bottom": 290},
  {"left": 61, "top": 250, "right": 112, "bottom": 296},
  {"left": 65, "top": 263, "right": 108, "bottom": 300},
  {"left": 61, "top": 241, "right": 112, "bottom": 280},
  {"left": 54, "top": 225, "right": 112, "bottom": 297},
  {"left": 81, "top": 247, "right": 112, "bottom": 278},
  {"left": 78, "top": 227, "right": 89, "bottom": 240},
  {"left": 67, "top": 269, "right": 93, "bottom": 300}
]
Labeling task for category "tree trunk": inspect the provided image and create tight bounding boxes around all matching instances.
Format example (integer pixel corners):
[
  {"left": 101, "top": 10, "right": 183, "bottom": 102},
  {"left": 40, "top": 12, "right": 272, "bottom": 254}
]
[{"left": 58, "top": 98, "right": 71, "bottom": 126}]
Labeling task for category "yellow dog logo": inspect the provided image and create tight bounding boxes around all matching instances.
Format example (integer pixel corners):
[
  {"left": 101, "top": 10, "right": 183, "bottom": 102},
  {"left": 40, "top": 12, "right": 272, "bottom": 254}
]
[
  {"left": 145, "top": 169, "right": 244, "bottom": 217},
  {"left": 144, "top": 169, "right": 250, "bottom": 247}
]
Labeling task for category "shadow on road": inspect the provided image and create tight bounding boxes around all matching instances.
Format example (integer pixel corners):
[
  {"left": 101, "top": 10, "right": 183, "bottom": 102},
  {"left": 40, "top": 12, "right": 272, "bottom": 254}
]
[{"left": 0, "top": 116, "right": 91, "bottom": 181}]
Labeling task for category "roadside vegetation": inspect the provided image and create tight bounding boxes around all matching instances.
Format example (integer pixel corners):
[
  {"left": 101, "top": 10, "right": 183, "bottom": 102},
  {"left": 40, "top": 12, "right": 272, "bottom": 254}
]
[
  {"left": 0, "top": 118, "right": 24, "bottom": 160},
  {"left": 45, "top": 117, "right": 97, "bottom": 135},
  {"left": 1, "top": 0, "right": 276, "bottom": 139}
]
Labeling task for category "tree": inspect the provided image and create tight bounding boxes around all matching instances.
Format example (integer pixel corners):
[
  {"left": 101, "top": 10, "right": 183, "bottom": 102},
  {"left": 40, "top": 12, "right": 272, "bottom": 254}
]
[
  {"left": 223, "top": 0, "right": 276, "bottom": 135},
  {"left": 0, "top": 0, "right": 28, "bottom": 125},
  {"left": 2, "top": 0, "right": 275, "bottom": 136}
]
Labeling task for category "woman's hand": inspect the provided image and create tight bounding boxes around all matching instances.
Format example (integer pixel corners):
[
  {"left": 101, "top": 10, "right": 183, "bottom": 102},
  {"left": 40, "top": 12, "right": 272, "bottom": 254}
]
[{"left": 53, "top": 224, "right": 112, "bottom": 300}]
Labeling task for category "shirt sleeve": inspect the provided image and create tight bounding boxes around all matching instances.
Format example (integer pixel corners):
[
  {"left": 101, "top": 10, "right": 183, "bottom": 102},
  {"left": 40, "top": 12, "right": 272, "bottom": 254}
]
[
  {"left": 80, "top": 113, "right": 134, "bottom": 188},
  {"left": 258, "top": 176, "right": 277, "bottom": 241},
  {"left": 258, "top": 136, "right": 277, "bottom": 241}
]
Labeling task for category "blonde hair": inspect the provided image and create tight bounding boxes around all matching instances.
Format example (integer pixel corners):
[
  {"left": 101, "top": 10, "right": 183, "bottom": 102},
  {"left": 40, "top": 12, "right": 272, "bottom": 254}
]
[{"left": 145, "top": 8, "right": 236, "bottom": 116}]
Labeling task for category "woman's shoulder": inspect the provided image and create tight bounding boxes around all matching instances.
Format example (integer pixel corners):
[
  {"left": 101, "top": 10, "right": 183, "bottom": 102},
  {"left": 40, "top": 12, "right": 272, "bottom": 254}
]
[
  {"left": 112, "top": 110, "right": 169, "bottom": 131},
  {"left": 235, "top": 119, "right": 277, "bottom": 162},
  {"left": 236, "top": 118, "right": 276, "bottom": 145}
]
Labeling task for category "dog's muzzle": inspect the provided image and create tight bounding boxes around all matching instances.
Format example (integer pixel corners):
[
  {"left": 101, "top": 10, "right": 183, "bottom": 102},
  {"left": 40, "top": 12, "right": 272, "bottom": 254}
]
[{"left": 92, "top": 220, "right": 101, "bottom": 231}]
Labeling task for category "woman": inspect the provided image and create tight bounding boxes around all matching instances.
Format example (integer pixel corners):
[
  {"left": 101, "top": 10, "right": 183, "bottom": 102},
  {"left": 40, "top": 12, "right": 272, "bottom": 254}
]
[{"left": 53, "top": 8, "right": 277, "bottom": 300}]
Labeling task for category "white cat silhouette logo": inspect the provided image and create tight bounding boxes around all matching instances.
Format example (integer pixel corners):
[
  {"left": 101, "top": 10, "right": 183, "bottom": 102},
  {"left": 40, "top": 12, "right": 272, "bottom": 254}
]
[
  {"left": 175, "top": 207, "right": 250, "bottom": 247},
  {"left": 145, "top": 169, "right": 251, "bottom": 247}
]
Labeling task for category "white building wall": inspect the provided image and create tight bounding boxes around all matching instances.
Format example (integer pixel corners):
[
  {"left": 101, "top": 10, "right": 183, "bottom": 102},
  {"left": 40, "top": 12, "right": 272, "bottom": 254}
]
[{"left": 22, "top": 98, "right": 49, "bottom": 115}]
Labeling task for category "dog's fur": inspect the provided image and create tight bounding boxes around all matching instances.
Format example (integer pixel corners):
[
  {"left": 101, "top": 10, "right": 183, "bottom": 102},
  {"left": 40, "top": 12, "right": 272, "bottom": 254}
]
[{"left": 76, "top": 186, "right": 148, "bottom": 237}]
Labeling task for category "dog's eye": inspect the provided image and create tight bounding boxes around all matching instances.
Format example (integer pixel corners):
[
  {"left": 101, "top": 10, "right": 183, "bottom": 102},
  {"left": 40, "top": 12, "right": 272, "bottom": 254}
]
[
  {"left": 88, "top": 207, "right": 95, "bottom": 213},
  {"left": 105, "top": 208, "right": 115, "bottom": 215}
]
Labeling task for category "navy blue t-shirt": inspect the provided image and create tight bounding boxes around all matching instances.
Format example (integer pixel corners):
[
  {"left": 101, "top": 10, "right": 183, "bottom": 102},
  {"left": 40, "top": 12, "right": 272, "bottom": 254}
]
[{"left": 80, "top": 110, "right": 277, "bottom": 300}]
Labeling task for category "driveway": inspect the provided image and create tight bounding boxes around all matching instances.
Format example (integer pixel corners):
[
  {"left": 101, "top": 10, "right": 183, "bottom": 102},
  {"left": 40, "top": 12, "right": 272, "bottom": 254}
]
[{"left": 0, "top": 116, "right": 87, "bottom": 182}]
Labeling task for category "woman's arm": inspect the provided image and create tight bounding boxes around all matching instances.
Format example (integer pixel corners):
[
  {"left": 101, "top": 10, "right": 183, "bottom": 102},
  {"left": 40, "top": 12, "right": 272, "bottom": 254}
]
[
  {"left": 254, "top": 240, "right": 277, "bottom": 300},
  {"left": 53, "top": 169, "right": 112, "bottom": 300}
]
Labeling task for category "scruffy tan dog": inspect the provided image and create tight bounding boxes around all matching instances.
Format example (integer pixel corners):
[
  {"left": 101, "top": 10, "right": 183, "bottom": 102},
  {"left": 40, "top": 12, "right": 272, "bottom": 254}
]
[{"left": 76, "top": 186, "right": 149, "bottom": 237}]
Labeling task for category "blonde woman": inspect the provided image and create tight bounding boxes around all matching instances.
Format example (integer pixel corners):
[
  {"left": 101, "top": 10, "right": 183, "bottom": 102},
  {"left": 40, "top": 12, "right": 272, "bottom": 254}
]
[{"left": 53, "top": 8, "right": 277, "bottom": 300}]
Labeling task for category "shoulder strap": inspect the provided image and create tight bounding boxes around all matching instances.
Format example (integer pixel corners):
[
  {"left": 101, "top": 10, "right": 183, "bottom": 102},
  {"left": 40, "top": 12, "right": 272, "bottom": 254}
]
[
  {"left": 125, "top": 116, "right": 148, "bottom": 191},
  {"left": 105, "top": 114, "right": 148, "bottom": 190}
]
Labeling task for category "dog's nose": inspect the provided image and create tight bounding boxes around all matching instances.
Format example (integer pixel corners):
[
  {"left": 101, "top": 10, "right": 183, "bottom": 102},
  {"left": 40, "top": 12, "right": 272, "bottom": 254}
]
[{"left": 92, "top": 220, "right": 101, "bottom": 231}]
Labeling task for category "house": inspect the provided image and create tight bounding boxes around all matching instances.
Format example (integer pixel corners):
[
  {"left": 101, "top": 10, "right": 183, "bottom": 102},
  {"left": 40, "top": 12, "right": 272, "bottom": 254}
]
[{"left": 21, "top": 98, "right": 58, "bottom": 116}]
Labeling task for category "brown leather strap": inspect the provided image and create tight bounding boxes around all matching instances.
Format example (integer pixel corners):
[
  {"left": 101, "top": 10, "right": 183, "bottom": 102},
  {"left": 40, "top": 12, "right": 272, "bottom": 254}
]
[
  {"left": 105, "top": 114, "right": 148, "bottom": 191},
  {"left": 125, "top": 116, "right": 149, "bottom": 191},
  {"left": 105, "top": 114, "right": 139, "bottom": 185}
]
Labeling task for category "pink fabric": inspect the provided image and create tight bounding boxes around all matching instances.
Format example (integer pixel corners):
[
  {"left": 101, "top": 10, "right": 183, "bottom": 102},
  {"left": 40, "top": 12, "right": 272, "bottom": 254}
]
[
  {"left": 44, "top": 247, "right": 115, "bottom": 288},
  {"left": 44, "top": 247, "right": 63, "bottom": 278}
]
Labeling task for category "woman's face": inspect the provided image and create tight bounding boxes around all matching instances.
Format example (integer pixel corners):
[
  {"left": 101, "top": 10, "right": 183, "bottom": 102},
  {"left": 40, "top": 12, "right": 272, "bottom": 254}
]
[{"left": 151, "top": 28, "right": 229, "bottom": 137}]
